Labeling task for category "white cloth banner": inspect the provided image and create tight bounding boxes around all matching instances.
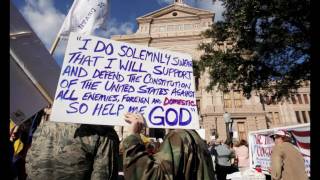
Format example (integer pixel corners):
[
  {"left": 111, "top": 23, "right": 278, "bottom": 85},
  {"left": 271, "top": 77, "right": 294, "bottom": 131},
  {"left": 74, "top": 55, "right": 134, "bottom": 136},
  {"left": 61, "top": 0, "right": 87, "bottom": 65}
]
[{"left": 59, "top": 0, "right": 108, "bottom": 37}]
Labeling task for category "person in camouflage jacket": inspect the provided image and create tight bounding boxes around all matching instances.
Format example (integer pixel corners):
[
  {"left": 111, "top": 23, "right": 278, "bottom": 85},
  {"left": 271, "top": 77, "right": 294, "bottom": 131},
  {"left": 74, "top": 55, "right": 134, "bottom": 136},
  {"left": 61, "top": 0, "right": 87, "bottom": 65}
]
[
  {"left": 25, "top": 111, "right": 119, "bottom": 180},
  {"left": 122, "top": 113, "right": 216, "bottom": 180}
]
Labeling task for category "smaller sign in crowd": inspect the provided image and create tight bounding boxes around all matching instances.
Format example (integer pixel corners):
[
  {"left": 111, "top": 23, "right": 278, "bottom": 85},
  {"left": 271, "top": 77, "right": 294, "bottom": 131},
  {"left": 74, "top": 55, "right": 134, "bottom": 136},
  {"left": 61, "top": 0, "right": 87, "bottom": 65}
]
[{"left": 248, "top": 123, "right": 310, "bottom": 177}]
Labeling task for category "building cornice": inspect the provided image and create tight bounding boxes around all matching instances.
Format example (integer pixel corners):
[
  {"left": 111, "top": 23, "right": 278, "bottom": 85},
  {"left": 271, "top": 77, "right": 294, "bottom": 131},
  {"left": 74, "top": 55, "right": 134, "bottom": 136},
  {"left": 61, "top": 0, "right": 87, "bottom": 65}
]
[
  {"left": 137, "top": 3, "right": 214, "bottom": 22},
  {"left": 149, "top": 16, "right": 212, "bottom": 24},
  {"left": 112, "top": 33, "right": 203, "bottom": 44},
  {"left": 151, "top": 34, "right": 202, "bottom": 42},
  {"left": 111, "top": 35, "right": 151, "bottom": 42}
]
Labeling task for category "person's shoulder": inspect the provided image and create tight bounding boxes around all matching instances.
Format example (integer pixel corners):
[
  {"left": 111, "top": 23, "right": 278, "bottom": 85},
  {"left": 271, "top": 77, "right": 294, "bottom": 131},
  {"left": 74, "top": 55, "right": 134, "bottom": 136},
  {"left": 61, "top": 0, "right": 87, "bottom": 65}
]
[
  {"left": 278, "top": 142, "right": 292, "bottom": 149},
  {"left": 283, "top": 142, "right": 294, "bottom": 146},
  {"left": 272, "top": 143, "right": 287, "bottom": 154},
  {"left": 216, "top": 144, "right": 227, "bottom": 152},
  {"left": 167, "top": 129, "right": 205, "bottom": 146},
  {"left": 164, "top": 130, "right": 184, "bottom": 142},
  {"left": 168, "top": 129, "right": 195, "bottom": 139},
  {"left": 222, "top": 144, "right": 229, "bottom": 149},
  {"left": 122, "top": 134, "right": 143, "bottom": 150},
  {"left": 282, "top": 142, "right": 298, "bottom": 151},
  {"left": 161, "top": 130, "right": 193, "bottom": 153},
  {"left": 273, "top": 143, "right": 281, "bottom": 149}
]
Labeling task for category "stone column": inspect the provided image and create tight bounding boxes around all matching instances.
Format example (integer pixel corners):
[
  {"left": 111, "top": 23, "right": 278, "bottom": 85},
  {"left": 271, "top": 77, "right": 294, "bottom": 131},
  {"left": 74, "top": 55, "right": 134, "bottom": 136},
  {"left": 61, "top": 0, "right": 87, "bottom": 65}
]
[{"left": 217, "top": 117, "right": 227, "bottom": 141}]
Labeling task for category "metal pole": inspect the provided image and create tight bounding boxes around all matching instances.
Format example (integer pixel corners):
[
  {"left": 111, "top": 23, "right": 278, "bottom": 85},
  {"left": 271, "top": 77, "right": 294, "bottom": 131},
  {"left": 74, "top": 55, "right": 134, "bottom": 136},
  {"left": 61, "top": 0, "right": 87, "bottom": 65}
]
[
  {"left": 230, "top": 121, "right": 233, "bottom": 140},
  {"left": 226, "top": 122, "right": 230, "bottom": 141},
  {"left": 49, "top": 36, "right": 61, "bottom": 55},
  {"left": 215, "top": 118, "right": 218, "bottom": 138}
]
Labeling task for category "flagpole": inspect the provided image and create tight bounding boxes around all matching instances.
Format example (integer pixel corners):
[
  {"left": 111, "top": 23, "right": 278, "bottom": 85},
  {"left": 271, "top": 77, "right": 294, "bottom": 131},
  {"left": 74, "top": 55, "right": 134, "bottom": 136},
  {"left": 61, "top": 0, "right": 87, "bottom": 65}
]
[
  {"left": 50, "top": 0, "right": 79, "bottom": 55},
  {"left": 49, "top": 36, "right": 61, "bottom": 55},
  {"left": 49, "top": 16, "right": 65, "bottom": 55}
]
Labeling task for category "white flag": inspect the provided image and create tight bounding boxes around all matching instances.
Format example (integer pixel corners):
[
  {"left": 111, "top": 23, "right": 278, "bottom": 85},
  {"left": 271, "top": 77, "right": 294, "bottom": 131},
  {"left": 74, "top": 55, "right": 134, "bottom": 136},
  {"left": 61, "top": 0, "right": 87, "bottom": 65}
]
[{"left": 59, "top": 0, "right": 108, "bottom": 37}]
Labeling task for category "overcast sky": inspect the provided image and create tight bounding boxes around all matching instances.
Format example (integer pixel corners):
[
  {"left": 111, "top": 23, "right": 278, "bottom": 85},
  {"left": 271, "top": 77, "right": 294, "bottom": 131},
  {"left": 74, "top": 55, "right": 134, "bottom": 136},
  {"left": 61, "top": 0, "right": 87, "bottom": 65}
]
[{"left": 11, "top": 0, "right": 225, "bottom": 66}]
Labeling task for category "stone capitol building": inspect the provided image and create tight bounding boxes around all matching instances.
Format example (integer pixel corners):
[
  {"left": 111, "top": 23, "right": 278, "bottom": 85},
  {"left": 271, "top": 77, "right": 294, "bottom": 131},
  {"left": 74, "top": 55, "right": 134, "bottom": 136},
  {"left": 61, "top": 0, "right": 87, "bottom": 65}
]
[{"left": 111, "top": 1, "right": 310, "bottom": 142}]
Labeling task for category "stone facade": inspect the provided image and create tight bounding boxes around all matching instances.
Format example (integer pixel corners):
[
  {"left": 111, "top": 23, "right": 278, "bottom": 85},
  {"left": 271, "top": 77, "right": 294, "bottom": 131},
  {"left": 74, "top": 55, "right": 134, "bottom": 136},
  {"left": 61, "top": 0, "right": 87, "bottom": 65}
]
[{"left": 111, "top": 2, "right": 310, "bottom": 142}]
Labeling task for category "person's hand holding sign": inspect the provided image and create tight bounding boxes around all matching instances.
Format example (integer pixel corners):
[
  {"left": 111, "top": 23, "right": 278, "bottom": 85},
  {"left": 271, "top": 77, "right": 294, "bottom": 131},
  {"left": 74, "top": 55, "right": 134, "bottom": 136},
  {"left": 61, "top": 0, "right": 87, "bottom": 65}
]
[{"left": 124, "top": 112, "right": 145, "bottom": 135}]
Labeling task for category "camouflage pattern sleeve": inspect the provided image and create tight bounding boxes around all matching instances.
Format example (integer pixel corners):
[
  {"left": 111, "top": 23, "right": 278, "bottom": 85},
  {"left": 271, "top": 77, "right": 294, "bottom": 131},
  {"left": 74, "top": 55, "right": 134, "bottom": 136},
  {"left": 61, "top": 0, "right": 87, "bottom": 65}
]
[
  {"left": 122, "top": 134, "right": 167, "bottom": 180},
  {"left": 26, "top": 121, "right": 119, "bottom": 180},
  {"left": 91, "top": 134, "right": 119, "bottom": 180},
  {"left": 25, "top": 121, "right": 86, "bottom": 180},
  {"left": 122, "top": 130, "right": 216, "bottom": 180}
]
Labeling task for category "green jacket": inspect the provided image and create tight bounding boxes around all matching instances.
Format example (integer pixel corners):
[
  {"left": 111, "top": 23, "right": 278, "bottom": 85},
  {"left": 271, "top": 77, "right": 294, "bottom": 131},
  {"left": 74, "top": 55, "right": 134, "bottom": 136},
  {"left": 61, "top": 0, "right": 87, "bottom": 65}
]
[{"left": 122, "top": 129, "right": 216, "bottom": 180}]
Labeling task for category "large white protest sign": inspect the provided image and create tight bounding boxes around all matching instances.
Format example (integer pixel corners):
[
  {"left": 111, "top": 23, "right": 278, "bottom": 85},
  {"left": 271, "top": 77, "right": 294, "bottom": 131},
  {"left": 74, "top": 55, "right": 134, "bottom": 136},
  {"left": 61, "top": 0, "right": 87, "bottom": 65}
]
[
  {"left": 248, "top": 123, "right": 310, "bottom": 177},
  {"left": 50, "top": 32, "right": 199, "bottom": 129}
]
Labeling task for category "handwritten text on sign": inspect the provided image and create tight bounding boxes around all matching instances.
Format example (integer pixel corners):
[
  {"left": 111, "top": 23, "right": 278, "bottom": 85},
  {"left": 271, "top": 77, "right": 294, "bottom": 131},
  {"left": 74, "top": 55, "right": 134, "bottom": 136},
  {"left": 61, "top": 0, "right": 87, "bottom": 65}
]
[{"left": 50, "top": 33, "right": 199, "bottom": 129}]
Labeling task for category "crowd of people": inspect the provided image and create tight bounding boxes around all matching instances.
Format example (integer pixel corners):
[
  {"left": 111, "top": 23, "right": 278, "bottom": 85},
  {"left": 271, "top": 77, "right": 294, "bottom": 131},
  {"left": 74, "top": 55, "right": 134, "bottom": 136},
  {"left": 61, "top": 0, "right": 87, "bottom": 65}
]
[
  {"left": 9, "top": 109, "right": 308, "bottom": 180},
  {"left": 207, "top": 138, "right": 250, "bottom": 180}
]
